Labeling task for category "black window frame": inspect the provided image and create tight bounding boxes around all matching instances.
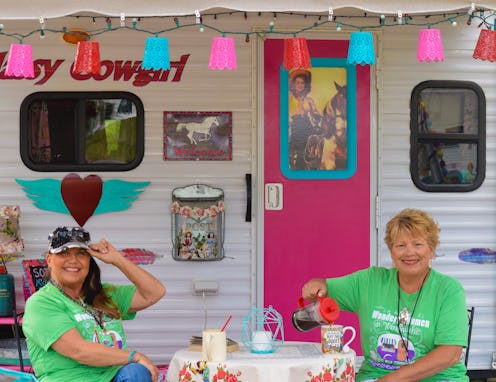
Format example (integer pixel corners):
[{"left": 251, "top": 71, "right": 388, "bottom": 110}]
[
  {"left": 410, "top": 80, "right": 486, "bottom": 192},
  {"left": 20, "top": 91, "right": 145, "bottom": 172}
]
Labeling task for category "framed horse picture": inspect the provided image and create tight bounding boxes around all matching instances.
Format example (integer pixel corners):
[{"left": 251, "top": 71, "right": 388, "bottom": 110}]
[
  {"left": 163, "top": 111, "right": 233, "bottom": 161},
  {"left": 280, "top": 58, "right": 357, "bottom": 179}
]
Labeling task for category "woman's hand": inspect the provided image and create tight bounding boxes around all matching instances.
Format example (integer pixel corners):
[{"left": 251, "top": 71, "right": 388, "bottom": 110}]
[
  {"left": 89, "top": 238, "right": 165, "bottom": 311},
  {"left": 302, "top": 278, "right": 328, "bottom": 301},
  {"left": 132, "top": 351, "right": 160, "bottom": 382},
  {"left": 88, "top": 239, "right": 124, "bottom": 265}
]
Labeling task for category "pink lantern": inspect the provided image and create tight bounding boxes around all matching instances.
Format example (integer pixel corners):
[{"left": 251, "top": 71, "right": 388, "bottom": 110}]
[
  {"left": 473, "top": 29, "right": 496, "bottom": 62},
  {"left": 5, "top": 44, "right": 35, "bottom": 78},
  {"left": 208, "top": 37, "right": 237, "bottom": 70},
  {"left": 73, "top": 41, "right": 101, "bottom": 75},
  {"left": 283, "top": 37, "right": 311, "bottom": 70},
  {"left": 417, "top": 29, "right": 444, "bottom": 62}
]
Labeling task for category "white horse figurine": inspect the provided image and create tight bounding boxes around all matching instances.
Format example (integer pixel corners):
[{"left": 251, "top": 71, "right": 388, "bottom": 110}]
[{"left": 178, "top": 116, "right": 219, "bottom": 145}]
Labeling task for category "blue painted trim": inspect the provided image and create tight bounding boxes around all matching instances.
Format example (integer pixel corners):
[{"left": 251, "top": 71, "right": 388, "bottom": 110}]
[{"left": 280, "top": 58, "right": 357, "bottom": 179}]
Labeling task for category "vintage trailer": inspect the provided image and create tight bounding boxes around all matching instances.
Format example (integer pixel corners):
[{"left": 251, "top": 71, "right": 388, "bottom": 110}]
[{"left": 0, "top": 1, "right": 495, "bottom": 375}]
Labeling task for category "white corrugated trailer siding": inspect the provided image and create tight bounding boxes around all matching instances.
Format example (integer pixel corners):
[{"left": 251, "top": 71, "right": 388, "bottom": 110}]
[
  {"left": 0, "top": 11, "right": 494, "bottom": 370},
  {"left": 2, "top": 14, "right": 256, "bottom": 365},
  {"left": 377, "top": 23, "right": 496, "bottom": 369}
]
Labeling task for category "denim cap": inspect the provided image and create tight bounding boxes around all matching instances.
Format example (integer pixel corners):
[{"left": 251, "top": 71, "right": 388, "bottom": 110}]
[{"left": 48, "top": 226, "right": 91, "bottom": 254}]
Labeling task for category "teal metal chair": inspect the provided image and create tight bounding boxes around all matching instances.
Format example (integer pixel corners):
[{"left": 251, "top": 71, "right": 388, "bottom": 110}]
[{"left": 0, "top": 366, "right": 39, "bottom": 381}]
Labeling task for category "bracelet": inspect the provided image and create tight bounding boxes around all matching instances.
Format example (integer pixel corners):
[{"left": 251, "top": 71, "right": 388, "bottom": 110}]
[{"left": 128, "top": 350, "right": 137, "bottom": 363}]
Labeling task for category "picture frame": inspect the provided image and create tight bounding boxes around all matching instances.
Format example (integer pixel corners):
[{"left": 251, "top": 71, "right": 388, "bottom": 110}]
[
  {"left": 163, "top": 111, "right": 233, "bottom": 161},
  {"left": 280, "top": 58, "right": 357, "bottom": 179},
  {"left": 22, "top": 259, "right": 48, "bottom": 298},
  {"left": 171, "top": 184, "right": 225, "bottom": 261}
]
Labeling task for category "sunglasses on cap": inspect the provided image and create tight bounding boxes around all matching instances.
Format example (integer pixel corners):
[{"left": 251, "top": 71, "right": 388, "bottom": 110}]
[{"left": 48, "top": 226, "right": 91, "bottom": 254}]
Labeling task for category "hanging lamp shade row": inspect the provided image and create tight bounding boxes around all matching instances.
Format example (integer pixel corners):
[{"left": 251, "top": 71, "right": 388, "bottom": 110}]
[
  {"left": 283, "top": 37, "right": 311, "bottom": 70},
  {"left": 5, "top": 43, "right": 35, "bottom": 78},
  {"left": 73, "top": 41, "right": 101, "bottom": 75},
  {"left": 417, "top": 28, "right": 444, "bottom": 62},
  {"left": 473, "top": 29, "right": 496, "bottom": 62},
  {"left": 347, "top": 31, "right": 376, "bottom": 66},
  {"left": 208, "top": 37, "right": 237, "bottom": 70},
  {"left": 142, "top": 36, "right": 171, "bottom": 70}
]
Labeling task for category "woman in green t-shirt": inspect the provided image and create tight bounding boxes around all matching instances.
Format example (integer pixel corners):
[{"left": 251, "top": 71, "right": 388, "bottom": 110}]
[
  {"left": 23, "top": 226, "right": 166, "bottom": 382},
  {"left": 302, "top": 208, "right": 468, "bottom": 382}
]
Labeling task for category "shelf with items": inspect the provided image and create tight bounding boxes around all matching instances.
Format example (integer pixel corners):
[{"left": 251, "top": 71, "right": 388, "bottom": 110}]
[{"left": 0, "top": 309, "right": 30, "bottom": 372}]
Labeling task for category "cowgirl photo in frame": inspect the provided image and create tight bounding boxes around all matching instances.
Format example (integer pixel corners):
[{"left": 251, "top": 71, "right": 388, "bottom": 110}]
[{"left": 280, "top": 58, "right": 357, "bottom": 180}]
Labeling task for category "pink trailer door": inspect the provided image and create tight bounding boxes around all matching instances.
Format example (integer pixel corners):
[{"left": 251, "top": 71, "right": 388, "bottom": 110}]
[{"left": 263, "top": 39, "right": 371, "bottom": 353}]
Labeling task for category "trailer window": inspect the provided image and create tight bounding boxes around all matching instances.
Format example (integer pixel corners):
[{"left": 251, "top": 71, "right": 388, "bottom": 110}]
[
  {"left": 20, "top": 92, "right": 144, "bottom": 171},
  {"left": 410, "top": 81, "right": 485, "bottom": 192}
]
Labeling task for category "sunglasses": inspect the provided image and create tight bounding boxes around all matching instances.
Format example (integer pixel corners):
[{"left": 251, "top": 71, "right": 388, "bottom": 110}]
[{"left": 48, "top": 226, "right": 91, "bottom": 253}]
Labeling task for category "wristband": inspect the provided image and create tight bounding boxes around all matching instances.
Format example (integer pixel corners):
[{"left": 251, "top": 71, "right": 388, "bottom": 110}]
[{"left": 128, "top": 350, "right": 137, "bottom": 363}]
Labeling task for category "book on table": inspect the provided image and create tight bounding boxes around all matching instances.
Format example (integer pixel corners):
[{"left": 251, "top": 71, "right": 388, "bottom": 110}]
[{"left": 188, "top": 336, "right": 239, "bottom": 352}]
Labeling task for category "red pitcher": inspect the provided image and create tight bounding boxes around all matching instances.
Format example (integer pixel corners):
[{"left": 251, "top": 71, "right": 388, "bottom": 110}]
[{"left": 292, "top": 296, "right": 340, "bottom": 332}]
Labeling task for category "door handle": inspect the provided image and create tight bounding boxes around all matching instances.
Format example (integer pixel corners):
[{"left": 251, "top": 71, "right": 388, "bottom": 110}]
[{"left": 265, "top": 183, "right": 283, "bottom": 210}]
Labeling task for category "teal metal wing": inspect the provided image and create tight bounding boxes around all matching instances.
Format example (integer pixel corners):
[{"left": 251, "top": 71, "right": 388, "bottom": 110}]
[
  {"left": 94, "top": 180, "right": 151, "bottom": 214},
  {"left": 15, "top": 178, "right": 69, "bottom": 214}
]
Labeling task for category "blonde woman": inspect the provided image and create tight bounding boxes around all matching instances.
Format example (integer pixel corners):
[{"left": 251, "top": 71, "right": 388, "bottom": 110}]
[{"left": 302, "top": 209, "right": 468, "bottom": 382}]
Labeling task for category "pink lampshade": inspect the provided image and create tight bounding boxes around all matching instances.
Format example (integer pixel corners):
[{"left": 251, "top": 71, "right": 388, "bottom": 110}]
[
  {"left": 417, "top": 29, "right": 444, "bottom": 62},
  {"left": 208, "top": 37, "right": 237, "bottom": 70},
  {"left": 283, "top": 37, "right": 311, "bottom": 70},
  {"left": 473, "top": 29, "right": 496, "bottom": 62},
  {"left": 5, "top": 43, "right": 34, "bottom": 78},
  {"left": 73, "top": 41, "right": 101, "bottom": 75}
]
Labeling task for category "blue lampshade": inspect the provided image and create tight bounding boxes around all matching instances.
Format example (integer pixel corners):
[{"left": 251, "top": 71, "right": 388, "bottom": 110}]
[
  {"left": 142, "top": 37, "right": 170, "bottom": 70},
  {"left": 347, "top": 31, "right": 376, "bottom": 66}
]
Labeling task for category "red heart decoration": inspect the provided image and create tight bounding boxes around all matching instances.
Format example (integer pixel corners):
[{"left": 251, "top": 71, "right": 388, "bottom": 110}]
[{"left": 61, "top": 173, "right": 103, "bottom": 227}]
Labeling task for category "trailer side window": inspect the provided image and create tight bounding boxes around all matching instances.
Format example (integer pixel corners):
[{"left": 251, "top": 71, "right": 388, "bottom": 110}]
[
  {"left": 410, "top": 80, "right": 485, "bottom": 192},
  {"left": 20, "top": 92, "right": 144, "bottom": 172}
]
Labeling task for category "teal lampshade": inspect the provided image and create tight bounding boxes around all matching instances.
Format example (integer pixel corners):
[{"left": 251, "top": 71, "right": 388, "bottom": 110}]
[
  {"left": 347, "top": 31, "right": 376, "bottom": 66},
  {"left": 142, "top": 37, "right": 171, "bottom": 70}
]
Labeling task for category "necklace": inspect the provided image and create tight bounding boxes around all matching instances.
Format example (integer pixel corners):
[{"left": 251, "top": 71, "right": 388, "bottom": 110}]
[
  {"left": 49, "top": 278, "right": 107, "bottom": 332},
  {"left": 396, "top": 270, "right": 429, "bottom": 363}
]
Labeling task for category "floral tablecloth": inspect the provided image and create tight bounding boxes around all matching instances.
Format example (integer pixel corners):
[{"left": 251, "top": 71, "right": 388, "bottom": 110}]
[{"left": 166, "top": 341, "right": 355, "bottom": 382}]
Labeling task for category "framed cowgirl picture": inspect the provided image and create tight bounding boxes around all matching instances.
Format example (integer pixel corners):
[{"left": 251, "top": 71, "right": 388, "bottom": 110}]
[{"left": 280, "top": 58, "right": 357, "bottom": 179}]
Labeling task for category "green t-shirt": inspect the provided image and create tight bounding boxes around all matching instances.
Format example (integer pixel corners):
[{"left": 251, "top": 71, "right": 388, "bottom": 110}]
[
  {"left": 23, "top": 282, "right": 136, "bottom": 382},
  {"left": 326, "top": 267, "right": 468, "bottom": 382}
]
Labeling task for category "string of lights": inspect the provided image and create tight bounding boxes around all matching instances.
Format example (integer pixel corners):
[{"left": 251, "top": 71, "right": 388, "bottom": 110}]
[
  {"left": 0, "top": 9, "right": 494, "bottom": 43},
  {"left": 1, "top": 8, "right": 494, "bottom": 78}
]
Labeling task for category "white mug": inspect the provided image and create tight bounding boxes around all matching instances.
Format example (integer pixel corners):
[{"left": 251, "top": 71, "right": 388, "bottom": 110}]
[
  {"left": 202, "top": 329, "right": 227, "bottom": 362},
  {"left": 251, "top": 330, "right": 273, "bottom": 352},
  {"left": 321, "top": 324, "right": 356, "bottom": 353}
]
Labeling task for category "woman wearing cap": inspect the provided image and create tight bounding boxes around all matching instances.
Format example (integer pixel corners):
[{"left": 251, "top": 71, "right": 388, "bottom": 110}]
[
  {"left": 23, "top": 226, "right": 166, "bottom": 382},
  {"left": 288, "top": 69, "right": 322, "bottom": 170},
  {"left": 301, "top": 209, "right": 468, "bottom": 382}
]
